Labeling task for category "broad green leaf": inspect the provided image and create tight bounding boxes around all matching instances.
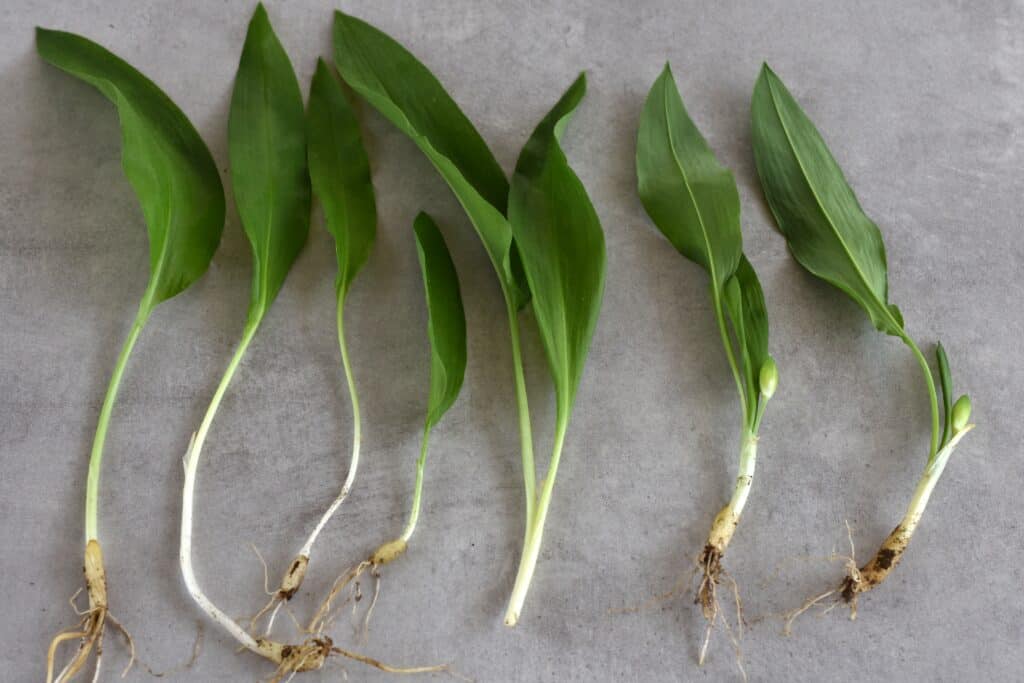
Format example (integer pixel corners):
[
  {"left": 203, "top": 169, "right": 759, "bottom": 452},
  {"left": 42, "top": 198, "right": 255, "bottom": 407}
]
[
  {"left": 332, "top": 11, "right": 529, "bottom": 308},
  {"left": 936, "top": 342, "right": 954, "bottom": 446},
  {"left": 413, "top": 213, "right": 467, "bottom": 428},
  {"left": 636, "top": 64, "right": 742, "bottom": 289},
  {"left": 723, "top": 255, "right": 770, "bottom": 404},
  {"left": 307, "top": 59, "right": 376, "bottom": 301},
  {"left": 230, "top": 4, "right": 310, "bottom": 319},
  {"left": 508, "top": 74, "right": 605, "bottom": 422},
  {"left": 751, "top": 64, "right": 904, "bottom": 336},
  {"left": 36, "top": 28, "right": 225, "bottom": 312}
]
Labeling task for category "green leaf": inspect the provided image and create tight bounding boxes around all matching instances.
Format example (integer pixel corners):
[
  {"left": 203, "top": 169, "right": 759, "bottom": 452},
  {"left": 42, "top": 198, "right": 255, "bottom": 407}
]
[
  {"left": 332, "top": 10, "right": 529, "bottom": 308},
  {"left": 936, "top": 342, "right": 954, "bottom": 446},
  {"left": 636, "top": 64, "right": 742, "bottom": 289},
  {"left": 307, "top": 59, "right": 376, "bottom": 301},
  {"left": 723, "top": 255, "right": 770, "bottom": 405},
  {"left": 230, "top": 4, "right": 310, "bottom": 320},
  {"left": 36, "top": 28, "right": 225, "bottom": 312},
  {"left": 751, "top": 64, "right": 904, "bottom": 336},
  {"left": 508, "top": 74, "right": 605, "bottom": 422},
  {"left": 413, "top": 213, "right": 467, "bottom": 428}
]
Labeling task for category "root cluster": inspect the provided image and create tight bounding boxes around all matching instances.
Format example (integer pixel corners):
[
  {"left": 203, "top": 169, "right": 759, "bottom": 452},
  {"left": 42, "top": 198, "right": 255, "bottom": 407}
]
[
  {"left": 243, "top": 538, "right": 443, "bottom": 679},
  {"left": 46, "top": 541, "right": 135, "bottom": 683},
  {"left": 782, "top": 521, "right": 907, "bottom": 633},
  {"left": 694, "top": 544, "right": 746, "bottom": 679}
]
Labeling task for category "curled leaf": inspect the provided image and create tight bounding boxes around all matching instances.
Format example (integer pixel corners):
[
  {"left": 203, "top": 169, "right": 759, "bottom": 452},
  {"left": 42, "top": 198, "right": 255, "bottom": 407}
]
[
  {"left": 413, "top": 213, "right": 467, "bottom": 428},
  {"left": 36, "top": 28, "right": 225, "bottom": 311},
  {"left": 230, "top": 4, "right": 311, "bottom": 319},
  {"left": 307, "top": 59, "right": 376, "bottom": 301},
  {"left": 508, "top": 74, "right": 605, "bottom": 422}
]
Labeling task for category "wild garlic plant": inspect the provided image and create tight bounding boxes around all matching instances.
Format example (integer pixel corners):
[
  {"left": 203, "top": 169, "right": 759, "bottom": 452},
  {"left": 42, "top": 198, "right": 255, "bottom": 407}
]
[
  {"left": 750, "top": 64, "right": 974, "bottom": 621},
  {"left": 307, "top": 211, "right": 468, "bottom": 639},
  {"left": 37, "top": 28, "right": 225, "bottom": 683},
  {"left": 332, "top": 11, "right": 606, "bottom": 627},
  {"left": 636, "top": 64, "right": 778, "bottom": 665},
  {"left": 248, "top": 57, "right": 377, "bottom": 637},
  {"left": 177, "top": 5, "right": 320, "bottom": 677}
]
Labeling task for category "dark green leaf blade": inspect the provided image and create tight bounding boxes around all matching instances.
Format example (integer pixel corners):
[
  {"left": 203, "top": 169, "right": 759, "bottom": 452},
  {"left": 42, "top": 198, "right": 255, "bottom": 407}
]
[
  {"left": 230, "top": 4, "right": 311, "bottom": 318},
  {"left": 332, "top": 11, "right": 529, "bottom": 308},
  {"left": 307, "top": 59, "right": 376, "bottom": 301},
  {"left": 637, "top": 64, "right": 742, "bottom": 288},
  {"left": 509, "top": 74, "right": 606, "bottom": 421},
  {"left": 36, "top": 28, "right": 225, "bottom": 310},
  {"left": 936, "top": 342, "right": 954, "bottom": 446},
  {"left": 413, "top": 213, "right": 467, "bottom": 429},
  {"left": 751, "top": 64, "right": 903, "bottom": 335},
  {"left": 723, "top": 255, "right": 770, "bottom": 402}
]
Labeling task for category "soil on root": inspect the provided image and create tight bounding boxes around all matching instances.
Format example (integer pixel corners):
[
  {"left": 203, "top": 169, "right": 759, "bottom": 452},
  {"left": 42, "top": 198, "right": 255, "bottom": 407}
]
[{"left": 46, "top": 541, "right": 135, "bottom": 683}]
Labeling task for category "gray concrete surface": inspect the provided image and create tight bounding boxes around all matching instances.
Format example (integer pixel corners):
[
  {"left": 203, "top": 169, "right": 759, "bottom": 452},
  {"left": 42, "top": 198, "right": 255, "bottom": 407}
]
[{"left": 2, "top": 1, "right": 1022, "bottom": 681}]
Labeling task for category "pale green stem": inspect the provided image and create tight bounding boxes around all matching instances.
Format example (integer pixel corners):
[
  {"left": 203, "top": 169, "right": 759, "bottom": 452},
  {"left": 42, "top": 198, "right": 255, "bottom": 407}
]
[
  {"left": 399, "top": 427, "right": 431, "bottom": 544},
  {"left": 903, "top": 424, "right": 974, "bottom": 535},
  {"left": 901, "top": 334, "right": 941, "bottom": 461},
  {"left": 84, "top": 305, "right": 151, "bottom": 542},
  {"left": 506, "top": 299, "right": 536, "bottom": 525},
  {"left": 297, "top": 299, "right": 362, "bottom": 557},
  {"left": 503, "top": 415, "right": 568, "bottom": 627}
]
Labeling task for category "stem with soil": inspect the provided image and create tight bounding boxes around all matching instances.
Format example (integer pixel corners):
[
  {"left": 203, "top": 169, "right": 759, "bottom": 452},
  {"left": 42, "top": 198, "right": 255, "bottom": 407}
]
[{"left": 841, "top": 424, "right": 973, "bottom": 604}]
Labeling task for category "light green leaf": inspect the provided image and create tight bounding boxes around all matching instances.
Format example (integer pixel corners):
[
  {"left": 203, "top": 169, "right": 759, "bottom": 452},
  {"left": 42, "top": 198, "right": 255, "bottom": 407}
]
[
  {"left": 751, "top": 64, "right": 903, "bottom": 336},
  {"left": 413, "top": 213, "right": 467, "bottom": 428},
  {"left": 230, "top": 4, "right": 310, "bottom": 320},
  {"left": 508, "top": 74, "right": 605, "bottom": 422},
  {"left": 36, "top": 28, "right": 225, "bottom": 312},
  {"left": 332, "top": 10, "right": 529, "bottom": 309},
  {"left": 307, "top": 59, "right": 376, "bottom": 301},
  {"left": 637, "top": 64, "right": 742, "bottom": 289}
]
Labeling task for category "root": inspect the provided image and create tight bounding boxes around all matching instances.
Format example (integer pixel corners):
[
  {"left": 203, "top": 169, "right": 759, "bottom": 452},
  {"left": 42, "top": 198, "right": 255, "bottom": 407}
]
[
  {"left": 782, "top": 520, "right": 882, "bottom": 633},
  {"left": 46, "top": 541, "right": 134, "bottom": 683},
  {"left": 248, "top": 547, "right": 311, "bottom": 638},
  {"left": 693, "top": 543, "right": 746, "bottom": 679},
  {"left": 608, "top": 566, "right": 696, "bottom": 616},
  {"left": 308, "top": 559, "right": 372, "bottom": 635}
]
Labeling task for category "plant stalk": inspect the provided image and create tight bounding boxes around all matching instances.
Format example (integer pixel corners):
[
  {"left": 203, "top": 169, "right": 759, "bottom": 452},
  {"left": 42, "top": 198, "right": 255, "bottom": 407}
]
[
  {"left": 84, "top": 306, "right": 150, "bottom": 542},
  {"left": 707, "top": 429, "right": 759, "bottom": 553},
  {"left": 900, "top": 334, "right": 941, "bottom": 461},
  {"left": 179, "top": 317, "right": 261, "bottom": 654},
  {"left": 400, "top": 428, "right": 431, "bottom": 544},
  {"left": 842, "top": 424, "right": 973, "bottom": 601},
  {"left": 504, "top": 417, "right": 568, "bottom": 627},
  {"left": 506, "top": 298, "right": 536, "bottom": 524},
  {"left": 296, "top": 299, "right": 363, "bottom": 558}
]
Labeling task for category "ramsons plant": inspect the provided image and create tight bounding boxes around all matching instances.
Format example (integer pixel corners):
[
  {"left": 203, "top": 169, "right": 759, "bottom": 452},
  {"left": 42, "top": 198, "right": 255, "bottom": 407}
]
[
  {"left": 750, "top": 64, "right": 974, "bottom": 621},
  {"left": 332, "top": 10, "right": 606, "bottom": 627},
  {"left": 37, "top": 27, "right": 225, "bottom": 683},
  {"left": 636, "top": 64, "right": 777, "bottom": 665}
]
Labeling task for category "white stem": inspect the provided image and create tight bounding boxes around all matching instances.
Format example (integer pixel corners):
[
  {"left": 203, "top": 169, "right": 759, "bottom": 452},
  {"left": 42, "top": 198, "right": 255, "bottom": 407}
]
[
  {"left": 707, "top": 430, "right": 758, "bottom": 551},
  {"left": 729, "top": 431, "right": 758, "bottom": 519},
  {"left": 179, "top": 323, "right": 261, "bottom": 655},
  {"left": 503, "top": 419, "right": 568, "bottom": 627},
  {"left": 180, "top": 434, "right": 260, "bottom": 655},
  {"left": 903, "top": 425, "right": 974, "bottom": 535}
]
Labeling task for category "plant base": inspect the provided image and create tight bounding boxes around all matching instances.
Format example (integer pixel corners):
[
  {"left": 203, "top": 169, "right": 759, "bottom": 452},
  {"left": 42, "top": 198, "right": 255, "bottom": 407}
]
[{"left": 46, "top": 540, "right": 135, "bottom": 683}]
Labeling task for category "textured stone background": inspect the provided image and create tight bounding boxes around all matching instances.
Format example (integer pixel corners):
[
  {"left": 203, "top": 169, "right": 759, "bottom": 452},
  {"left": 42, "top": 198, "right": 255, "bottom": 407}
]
[{"left": 2, "top": 1, "right": 1021, "bottom": 681}]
